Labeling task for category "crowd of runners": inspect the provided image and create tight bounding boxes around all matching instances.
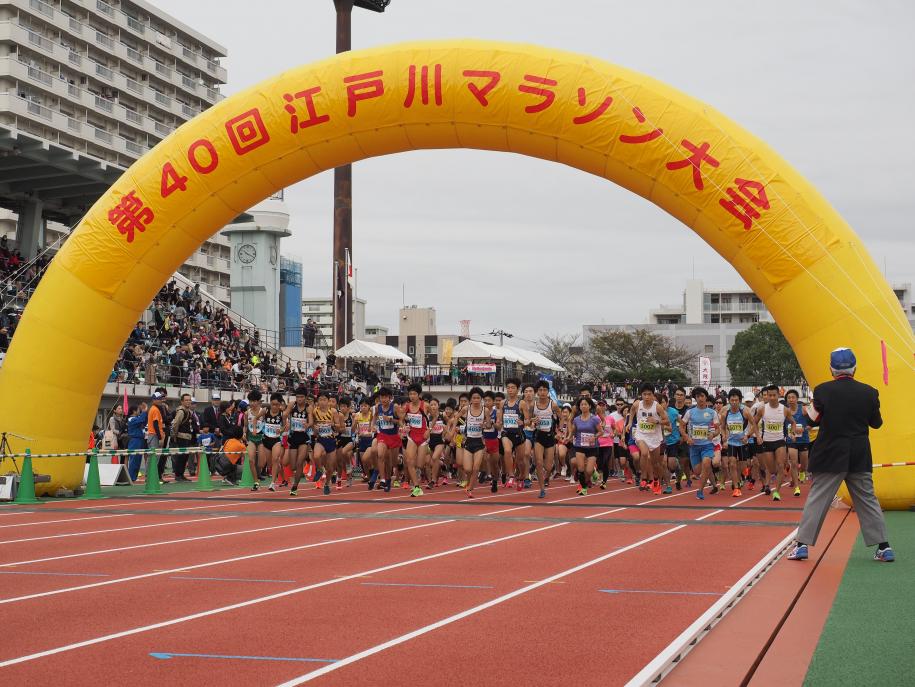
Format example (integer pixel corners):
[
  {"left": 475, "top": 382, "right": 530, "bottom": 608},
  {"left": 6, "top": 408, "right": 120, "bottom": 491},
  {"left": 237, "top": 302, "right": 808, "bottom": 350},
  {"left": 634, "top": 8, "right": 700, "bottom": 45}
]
[{"left": 235, "top": 379, "right": 816, "bottom": 502}]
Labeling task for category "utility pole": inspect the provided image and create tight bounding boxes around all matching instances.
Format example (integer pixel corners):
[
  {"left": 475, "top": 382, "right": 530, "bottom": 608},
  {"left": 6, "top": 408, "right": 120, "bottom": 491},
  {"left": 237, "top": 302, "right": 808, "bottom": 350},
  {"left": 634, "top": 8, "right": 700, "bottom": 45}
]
[
  {"left": 331, "top": 0, "right": 390, "bottom": 357},
  {"left": 488, "top": 329, "right": 514, "bottom": 387}
]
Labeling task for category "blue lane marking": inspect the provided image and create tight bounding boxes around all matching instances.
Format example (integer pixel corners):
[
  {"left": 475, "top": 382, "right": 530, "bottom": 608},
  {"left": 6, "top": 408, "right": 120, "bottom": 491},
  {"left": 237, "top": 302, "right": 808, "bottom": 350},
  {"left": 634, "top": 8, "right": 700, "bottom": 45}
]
[
  {"left": 150, "top": 652, "right": 336, "bottom": 663},
  {"left": 0, "top": 571, "right": 111, "bottom": 578},
  {"left": 361, "top": 582, "right": 494, "bottom": 589},
  {"left": 598, "top": 589, "right": 723, "bottom": 596},
  {"left": 168, "top": 576, "right": 295, "bottom": 583}
]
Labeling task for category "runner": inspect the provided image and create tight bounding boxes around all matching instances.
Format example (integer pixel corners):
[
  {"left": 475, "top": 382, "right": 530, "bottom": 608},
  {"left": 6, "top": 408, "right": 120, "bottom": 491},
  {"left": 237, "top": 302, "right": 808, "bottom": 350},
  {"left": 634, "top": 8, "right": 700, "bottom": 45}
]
[
  {"left": 459, "top": 387, "right": 493, "bottom": 498},
  {"left": 609, "top": 397, "right": 631, "bottom": 483},
  {"left": 785, "top": 389, "right": 810, "bottom": 493},
  {"left": 520, "top": 384, "right": 536, "bottom": 486},
  {"left": 628, "top": 384, "right": 670, "bottom": 495},
  {"left": 571, "top": 397, "right": 603, "bottom": 496},
  {"left": 454, "top": 393, "right": 469, "bottom": 488},
  {"left": 373, "top": 387, "right": 401, "bottom": 493},
  {"left": 287, "top": 387, "right": 312, "bottom": 496},
  {"left": 596, "top": 400, "right": 616, "bottom": 489},
  {"left": 426, "top": 397, "right": 447, "bottom": 489},
  {"left": 754, "top": 385, "right": 799, "bottom": 501},
  {"left": 354, "top": 397, "right": 377, "bottom": 489},
  {"left": 402, "top": 383, "right": 429, "bottom": 497},
  {"left": 720, "top": 388, "right": 754, "bottom": 498},
  {"left": 243, "top": 390, "right": 267, "bottom": 492},
  {"left": 263, "top": 392, "right": 288, "bottom": 491},
  {"left": 661, "top": 394, "right": 681, "bottom": 494},
  {"left": 679, "top": 387, "right": 720, "bottom": 500},
  {"left": 336, "top": 396, "right": 355, "bottom": 490},
  {"left": 483, "top": 391, "right": 502, "bottom": 493},
  {"left": 498, "top": 378, "right": 525, "bottom": 490},
  {"left": 557, "top": 404, "right": 574, "bottom": 483},
  {"left": 670, "top": 387, "right": 692, "bottom": 486},
  {"left": 532, "top": 380, "right": 560, "bottom": 498},
  {"left": 311, "top": 392, "right": 338, "bottom": 495}
]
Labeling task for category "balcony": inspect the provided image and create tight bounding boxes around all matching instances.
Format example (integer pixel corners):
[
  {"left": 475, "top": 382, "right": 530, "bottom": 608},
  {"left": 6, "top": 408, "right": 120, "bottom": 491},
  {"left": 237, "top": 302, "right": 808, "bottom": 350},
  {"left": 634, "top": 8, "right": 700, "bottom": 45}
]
[
  {"left": 154, "top": 61, "right": 172, "bottom": 79},
  {"left": 29, "top": 0, "right": 54, "bottom": 18},
  {"left": 90, "top": 126, "right": 113, "bottom": 144},
  {"left": 95, "top": 31, "right": 114, "bottom": 49},
  {"left": 94, "top": 62, "right": 114, "bottom": 82},
  {"left": 96, "top": 0, "right": 115, "bottom": 18},
  {"left": 125, "top": 16, "right": 145, "bottom": 35}
]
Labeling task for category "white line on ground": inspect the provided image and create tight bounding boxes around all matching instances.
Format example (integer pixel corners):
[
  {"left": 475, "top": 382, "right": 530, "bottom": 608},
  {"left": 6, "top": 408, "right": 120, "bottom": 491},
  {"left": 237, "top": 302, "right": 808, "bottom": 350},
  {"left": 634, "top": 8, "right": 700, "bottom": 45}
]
[
  {"left": 274, "top": 522, "right": 692, "bottom": 686},
  {"left": 0, "top": 519, "right": 604, "bottom": 667},
  {"left": 0, "top": 520, "right": 448, "bottom": 607},
  {"left": 0, "top": 515, "right": 236, "bottom": 546},
  {"left": 0, "top": 514, "right": 134, "bottom": 530}
]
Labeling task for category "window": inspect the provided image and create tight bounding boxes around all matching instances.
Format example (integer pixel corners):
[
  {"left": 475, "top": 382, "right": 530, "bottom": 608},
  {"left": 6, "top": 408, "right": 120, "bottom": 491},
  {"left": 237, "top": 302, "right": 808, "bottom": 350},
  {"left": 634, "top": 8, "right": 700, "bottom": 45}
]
[{"left": 704, "top": 344, "right": 714, "bottom": 353}]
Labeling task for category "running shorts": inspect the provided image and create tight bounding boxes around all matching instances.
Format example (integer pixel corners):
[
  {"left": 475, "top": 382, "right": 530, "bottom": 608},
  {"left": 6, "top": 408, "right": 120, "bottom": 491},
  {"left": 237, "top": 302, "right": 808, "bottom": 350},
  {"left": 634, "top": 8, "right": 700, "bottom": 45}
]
[
  {"left": 760, "top": 440, "right": 786, "bottom": 453},
  {"left": 357, "top": 436, "right": 373, "bottom": 453},
  {"left": 377, "top": 433, "right": 402, "bottom": 450},
  {"left": 689, "top": 444, "right": 715, "bottom": 467},
  {"left": 408, "top": 429, "right": 428, "bottom": 446},
  {"left": 484, "top": 438, "right": 500, "bottom": 454},
  {"left": 336, "top": 435, "right": 353, "bottom": 450},
  {"left": 535, "top": 431, "right": 556, "bottom": 448},
  {"left": 429, "top": 434, "right": 444, "bottom": 449},
  {"left": 503, "top": 430, "right": 525, "bottom": 449},
  {"left": 288, "top": 432, "right": 309, "bottom": 449},
  {"left": 464, "top": 438, "right": 485, "bottom": 454},
  {"left": 574, "top": 446, "right": 599, "bottom": 459},
  {"left": 726, "top": 444, "right": 749, "bottom": 460},
  {"left": 262, "top": 436, "right": 280, "bottom": 451},
  {"left": 316, "top": 437, "right": 337, "bottom": 453},
  {"left": 789, "top": 441, "right": 811, "bottom": 453}
]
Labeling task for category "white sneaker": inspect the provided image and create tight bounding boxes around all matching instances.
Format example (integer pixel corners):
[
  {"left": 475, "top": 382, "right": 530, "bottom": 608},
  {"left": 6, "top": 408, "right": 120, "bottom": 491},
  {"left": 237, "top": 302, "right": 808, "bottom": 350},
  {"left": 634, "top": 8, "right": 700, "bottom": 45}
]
[
  {"left": 267, "top": 482, "right": 276, "bottom": 492},
  {"left": 560, "top": 466, "right": 567, "bottom": 477}
]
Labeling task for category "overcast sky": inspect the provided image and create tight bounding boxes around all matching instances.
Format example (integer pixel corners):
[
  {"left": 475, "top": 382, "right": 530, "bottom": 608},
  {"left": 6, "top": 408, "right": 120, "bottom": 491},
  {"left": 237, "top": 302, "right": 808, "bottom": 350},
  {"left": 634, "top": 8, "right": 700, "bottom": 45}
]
[{"left": 155, "top": 0, "right": 914, "bottom": 347}]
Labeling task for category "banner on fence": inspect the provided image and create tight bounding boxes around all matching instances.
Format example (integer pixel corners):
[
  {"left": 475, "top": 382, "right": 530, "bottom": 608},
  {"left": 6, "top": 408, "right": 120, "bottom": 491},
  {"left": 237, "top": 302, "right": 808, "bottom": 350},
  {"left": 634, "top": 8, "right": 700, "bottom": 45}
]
[{"left": 467, "top": 363, "right": 496, "bottom": 373}]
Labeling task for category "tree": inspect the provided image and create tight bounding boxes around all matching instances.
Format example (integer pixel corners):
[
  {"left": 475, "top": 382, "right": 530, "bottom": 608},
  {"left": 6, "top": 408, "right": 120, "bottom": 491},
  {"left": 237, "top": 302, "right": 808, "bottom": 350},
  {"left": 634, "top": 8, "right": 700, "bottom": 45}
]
[
  {"left": 536, "top": 332, "right": 580, "bottom": 371},
  {"left": 727, "top": 322, "right": 803, "bottom": 385},
  {"left": 588, "top": 329, "right": 693, "bottom": 382}
]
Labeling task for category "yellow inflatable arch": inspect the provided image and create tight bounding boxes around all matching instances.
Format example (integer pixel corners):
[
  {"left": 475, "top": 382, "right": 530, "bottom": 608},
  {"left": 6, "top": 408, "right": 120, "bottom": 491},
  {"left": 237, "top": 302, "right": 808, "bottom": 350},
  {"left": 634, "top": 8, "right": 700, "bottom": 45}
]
[{"left": 0, "top": 40, "right": 912, "bottom": 507}]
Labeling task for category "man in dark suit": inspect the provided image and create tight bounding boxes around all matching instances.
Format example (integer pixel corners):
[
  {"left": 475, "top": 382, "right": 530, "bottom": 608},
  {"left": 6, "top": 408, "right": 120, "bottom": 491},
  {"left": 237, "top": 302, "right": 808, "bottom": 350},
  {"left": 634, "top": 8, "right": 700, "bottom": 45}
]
[{"left": 788, "top": 348, "right": 894, "bottom": 562}]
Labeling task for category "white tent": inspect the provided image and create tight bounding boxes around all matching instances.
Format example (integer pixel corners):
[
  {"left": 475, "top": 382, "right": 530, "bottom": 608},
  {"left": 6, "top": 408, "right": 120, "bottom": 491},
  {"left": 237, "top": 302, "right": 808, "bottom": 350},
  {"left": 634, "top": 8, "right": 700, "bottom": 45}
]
[
  {"left": 451, "top": 339, "right": 564, "bottom": 372},
  {"left": 334, "top": 339, "right": 412, "bottom": 363}
]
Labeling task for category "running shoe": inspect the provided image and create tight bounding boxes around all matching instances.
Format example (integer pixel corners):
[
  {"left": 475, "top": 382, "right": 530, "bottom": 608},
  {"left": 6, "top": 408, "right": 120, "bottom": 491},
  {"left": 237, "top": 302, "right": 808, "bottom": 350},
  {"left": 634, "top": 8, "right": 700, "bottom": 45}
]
[
  {"left": 560, "top": 466, "right": 567, "bottom": 477},
  {"left": 675, "top": 479, "right": 681, "bottom": 491},
  {"left": 465, "top": 488, "right": 474, "bottom": 499},
  {"left": 251, "top": 482, "right": 259, "bottom": 492},
  {"left": 539, "top": 488, "right": 546, "bottom": 498},
  {"left": 335, "top": 480, "right": 343, "bottom": 491},
  {"left": 685, "top": 479, "right": 692, "bottom": 488},
  {"left": 696, "top": 488, "right": 704, "bottom": 500},
  {"left": 625, "top": 477, "right": 633, "bottom": 484},
  {"left": 441, "top": 476, "right": 449, "bottom": 486},
  {"left": 402, "top": 480, "right": 411, "bottom": 490},
  {"left": 426, "top": 480, "right": 434, "bottom": 490},
  {"left": 799, "top": 470, "right": 807, "bottom": 482},
  {"left": 544, "top": 477, "right": 550, "bottom": 487},
  {"left": 516, "top": 480, "right": 523, "bottom": 491},
  {"left": 384, "top": 481, "right": 392, "bottom": 493},
  {"left": 491, "top": 480, "right": 498, "bottom": 493},
  {"left": 592, "top": 469, "right": 602, "bottom": 483},
  {"left": 290, "top": 488, "right": 298, "bottom": 496},
  {"left": 411, "top": 486, "right": 423, "bottom": 498},
  {"left": 268, "top": 482, "right": 277, "bottom": 492},
  {"left": 600, "top": 481, "right": 607, "bottom": 490},
  {"left": 323, "top": 482, "right": 331, "bottom": 495},
  {"left": 577, "top": 487, "right": 587, "bottom": 496},
  {"left": 732, "top": 488, "right": 742, "bottom": 497},
  {"left": 506, "top": 477, "right": 516, "bottom": 489},
  {"left": 524, "top": 479, "right": 532, "bottom": 489},
  {"left": 458, "top": 480, "right": 468, "bottom": 489},
  {"left": 746, "top": 480, "right": 755, "bottom": 491},
  {"left": 787, "top": 544, "right": 808, "bottom": 561},
  {"left": 392, "top": 479, "right": 401, "bottom": 488},
  {"left": 663, "top": 485, "right": 672, "bottom": 494},
  {"left": 567, "top": 474, "right": 576, "bottom": 484},
  {"left": 331, "top": 474, "right": 337, "bottom": 485},
  {"left": 794, "top": 486, "right": 802, "bottom": 497},
  {"left": 763, "top": 484, "right": 771, "bottom": 496},
  {"left": 315, "top": 476, "right": 325, "bottom": 491},
  {"left": 772, "top": 490, "right": 781, "bottom": 501},
  {"left": 710, "top": 485, "right": 719, "bottom": 495},
  {"left": 874, "top": 547, "right": 895, "bottom": 562},
  {"left": 652, "top": 480, "right": 662, "bottom": 495},
  {"left": 368, "top": 469, "right": 378, "bottom": 490},
  {"left": 639, "top": 480, "right": 648, "bottom": 491}
]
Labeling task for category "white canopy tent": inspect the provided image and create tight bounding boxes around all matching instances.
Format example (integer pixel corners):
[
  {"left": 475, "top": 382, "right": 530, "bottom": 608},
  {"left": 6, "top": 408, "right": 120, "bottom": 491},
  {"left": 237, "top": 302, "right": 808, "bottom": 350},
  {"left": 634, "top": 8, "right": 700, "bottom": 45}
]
[
  {"left": 450, "top": 339, "right": 564, "bottom": 372},
  {"left": 334, "top": 339, "right": 413, "bottom": 363}
]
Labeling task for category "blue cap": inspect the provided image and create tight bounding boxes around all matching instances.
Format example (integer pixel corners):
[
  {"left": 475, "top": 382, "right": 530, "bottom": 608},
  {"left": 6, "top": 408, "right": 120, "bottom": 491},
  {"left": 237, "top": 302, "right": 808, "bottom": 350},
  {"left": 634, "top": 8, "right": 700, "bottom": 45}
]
[{"left": 830, "top": 347, "right": 856, "bottom": 370}]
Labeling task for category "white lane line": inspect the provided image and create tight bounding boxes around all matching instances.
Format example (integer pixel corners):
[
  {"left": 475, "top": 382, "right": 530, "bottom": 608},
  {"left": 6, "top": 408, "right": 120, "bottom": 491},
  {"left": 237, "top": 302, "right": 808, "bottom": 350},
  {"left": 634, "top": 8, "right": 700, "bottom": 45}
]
[
  {"left": 624, "top": 526, "right": 798, "bottom": 687},
  {"left": 270, "top": 503, "right": 342, "bottom": 514},
  {"left": 275, "top": 522, "right": 691, "bottom": 686},
  {"left": 76, "top": 499, "right": 181, "bottom": 510},
  {"left": 478, "top": 506, "right": 531, "bottom": 517},
  {"left": 171, "top": 502, "right": 263, "bottom": 512},
  {"left": 0, "top": 519, "right": 584, "bottom": 667},
  {"left": 0, "top": 520, "right": 447, "bottom": 606},
  {"left": 0, "top": 514, "right": 134, "bottom": 530},
  {"left": 0, "top": 515, "right": 236, "bottom": 546}
]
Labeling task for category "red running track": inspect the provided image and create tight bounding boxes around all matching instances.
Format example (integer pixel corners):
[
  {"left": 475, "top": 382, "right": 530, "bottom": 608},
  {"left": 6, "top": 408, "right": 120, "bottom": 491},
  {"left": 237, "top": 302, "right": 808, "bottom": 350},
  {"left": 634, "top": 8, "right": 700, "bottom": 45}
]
[{"left": 0, "top": 477, "right": 804, "bottom": 686}]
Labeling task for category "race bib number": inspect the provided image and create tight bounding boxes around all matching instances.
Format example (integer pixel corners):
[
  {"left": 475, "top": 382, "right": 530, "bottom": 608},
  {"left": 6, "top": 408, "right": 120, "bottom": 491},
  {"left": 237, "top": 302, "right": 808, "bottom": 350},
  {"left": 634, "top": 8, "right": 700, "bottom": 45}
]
[
  {"left": 579, "top": 432, "right": 595, "bottom": 447},
  {"left": 317, "top": 424, "right": 333, "bottom": 438},
  {"left": 765, "top": 421, "right": 783, "bottom": 433},
  {"left": 291, "top": 417, "right": 306, "bottom": 432},
  {"left": 433, "top": 420, "right": 444, "bottom": 433},
  {"left": 727, "top": 422, "right": 744, "bottom": 434},
  {"left": 638, "top": 421, "right": 656, "bottom": 433},
  {"left": 378, "top": 417, "right": 394, "bottom": 430},
  {"left": 691, "top": 425, "right": 709, "bottom": 440},
  {"left": 407, "top": 414, "right": 423, "bottom": 429},
  {"left": 537, "top": 417, "right": 552, "bottom": 431},
  {"left": 466, "top": 424, "right": 482, "bottom": 439},
  {"left": 358, "top": 421, "right": 372, "bottom": 435},
  {"left": 503, "top": 413, "right": 519, "bottom": 429},
  {"left": 264, "top": 423, "right": 281, "bottom": 438}
]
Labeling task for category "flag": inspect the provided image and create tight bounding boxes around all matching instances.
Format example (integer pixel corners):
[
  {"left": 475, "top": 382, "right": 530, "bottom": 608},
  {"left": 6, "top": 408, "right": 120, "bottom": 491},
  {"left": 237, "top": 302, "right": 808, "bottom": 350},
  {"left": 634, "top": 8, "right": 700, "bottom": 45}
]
[
  {"left": 123, "top": 388, "right": 129, "bottom": 414},
  {"left": 698, "top": 356, "right": 712, "bottom": 387},
  {"left": 345, "top": 249, "right": 354, "bottom": 288}
]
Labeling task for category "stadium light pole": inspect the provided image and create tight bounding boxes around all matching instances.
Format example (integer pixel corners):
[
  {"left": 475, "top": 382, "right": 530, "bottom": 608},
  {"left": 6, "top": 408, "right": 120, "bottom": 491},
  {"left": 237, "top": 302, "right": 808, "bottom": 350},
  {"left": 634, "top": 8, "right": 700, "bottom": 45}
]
[{"left": 331, "top": 0, "right": 390, "bottom": 360}]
